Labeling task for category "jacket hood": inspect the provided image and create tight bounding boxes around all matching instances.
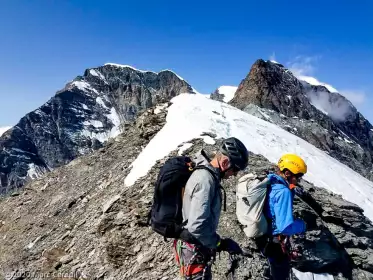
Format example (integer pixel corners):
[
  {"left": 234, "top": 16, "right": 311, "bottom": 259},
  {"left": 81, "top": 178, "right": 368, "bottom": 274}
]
[
  {"left": 193, "top": 150, "right": 221, "bottom": 180},
  {"left": 267, "top": 173, "right": 289, "bottom": 189}
]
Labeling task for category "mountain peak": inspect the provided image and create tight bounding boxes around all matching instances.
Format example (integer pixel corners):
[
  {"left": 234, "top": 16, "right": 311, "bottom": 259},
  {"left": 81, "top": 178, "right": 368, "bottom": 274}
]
[
  {"left": 229, "top": 58, "right": 373, "bottom": 183},
  {"left": 229, "top": 58, "right": 306, "bottom": 113},
  {"left": 0, "top": 63, "right": 195, "bottom": 193}
]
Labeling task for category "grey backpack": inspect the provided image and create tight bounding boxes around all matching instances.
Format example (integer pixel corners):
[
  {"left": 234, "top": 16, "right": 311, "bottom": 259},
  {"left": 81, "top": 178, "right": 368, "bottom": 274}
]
[{"left": 236, "top": 173, "right": 270, "bottom": 238}]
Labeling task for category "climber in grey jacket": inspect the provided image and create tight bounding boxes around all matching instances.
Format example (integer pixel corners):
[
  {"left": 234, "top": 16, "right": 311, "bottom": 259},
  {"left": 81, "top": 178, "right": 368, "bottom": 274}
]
[{"left": 174, "top": 137, "right": 249, "bottom": 280}]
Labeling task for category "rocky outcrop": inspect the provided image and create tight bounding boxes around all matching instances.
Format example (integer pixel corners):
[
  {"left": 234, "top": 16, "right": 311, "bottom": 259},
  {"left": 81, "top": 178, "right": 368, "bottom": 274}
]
[
  {"left": 210, "top": 90, "right": 225, "bottom": 102},
  {"left": 1, "top": 103, "right": 373, "bottom": 279},
  {"left": 210, "top": 86, "right": 238, "bottom": 103},
  {"left": 230, "top": 59, "right": 373, "bottom": 181},
  {"left": 0, "top": 64, "right": 194, "bottom": 194}
]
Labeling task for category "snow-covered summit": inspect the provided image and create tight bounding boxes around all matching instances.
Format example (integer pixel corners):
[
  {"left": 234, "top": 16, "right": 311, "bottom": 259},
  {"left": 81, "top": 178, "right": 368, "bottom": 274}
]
[
  {"left": 0, "top": 126, "right": 11, "bottom": 136},
  {"left": 104, "top": 63, "right": 157, "bottom": 74},
  {"left": 269, "top": 59, "right": 281, "bottom": 65},
  {"left": 102, "top": 63, "right": 200, "bottom": 94},
  {"left": 104, "top": 63, "right": 186, "bottom": 80},
  {"left": 297, "top": 75, "right": 338, "bottom": 93},
  {"left": 0, "top": 62, "right": 196, "bottom": 193},
  {"left": 126, "top": 94, "right": 373, "bottom": 222}
]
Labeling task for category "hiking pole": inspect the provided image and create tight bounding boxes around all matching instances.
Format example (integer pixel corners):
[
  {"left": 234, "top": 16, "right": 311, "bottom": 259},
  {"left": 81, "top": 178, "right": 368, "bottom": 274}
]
[{"left": 225, "top": 253, "right": 241, "bottom": 280}]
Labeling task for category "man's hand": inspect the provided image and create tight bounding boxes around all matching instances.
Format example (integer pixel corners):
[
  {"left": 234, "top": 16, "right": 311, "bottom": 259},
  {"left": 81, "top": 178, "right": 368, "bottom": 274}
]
[{"left": 217, "top": 238, "right": 243, "bottom": 255}]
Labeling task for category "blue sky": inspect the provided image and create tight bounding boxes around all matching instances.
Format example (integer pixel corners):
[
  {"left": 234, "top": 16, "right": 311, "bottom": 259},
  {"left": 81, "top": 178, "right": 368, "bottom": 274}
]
[{"left": 1, "top": 0, "right": 373, "bottom": 127}]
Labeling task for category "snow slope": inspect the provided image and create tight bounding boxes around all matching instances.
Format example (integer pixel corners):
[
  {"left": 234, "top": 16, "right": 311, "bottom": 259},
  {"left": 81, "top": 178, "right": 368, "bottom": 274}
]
[
  {"left": 297, "top": 75, "right": 338, "bottom": 93},
  {"left": 125, "top": 94, "right": 373, "bottom": 223},
  {"left": 293, "top": 269, "right": 334, "bottom": 280},
  {"left": 217, "top": 85, "right": 238, "bottom": 102},
  {"left": 0, "top": 126, "right": 11, "bottom": 136}
]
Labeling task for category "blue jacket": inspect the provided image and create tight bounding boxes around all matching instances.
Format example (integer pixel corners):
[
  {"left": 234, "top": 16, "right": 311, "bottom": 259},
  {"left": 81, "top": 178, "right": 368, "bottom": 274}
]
[{"left": 264, "top": 174, "right": 306, "bottom": 236}]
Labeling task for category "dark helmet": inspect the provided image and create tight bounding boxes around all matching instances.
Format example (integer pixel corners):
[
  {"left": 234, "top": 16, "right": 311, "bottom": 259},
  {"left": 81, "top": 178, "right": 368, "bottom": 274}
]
[{"left": 220, "top": 137, "right": 249, "bottom": 171}]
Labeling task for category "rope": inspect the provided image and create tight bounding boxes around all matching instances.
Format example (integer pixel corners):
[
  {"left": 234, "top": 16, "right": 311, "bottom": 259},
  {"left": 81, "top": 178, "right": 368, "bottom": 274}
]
[{"left": 175, "top": 240, "right": 214, "bottom": 279}]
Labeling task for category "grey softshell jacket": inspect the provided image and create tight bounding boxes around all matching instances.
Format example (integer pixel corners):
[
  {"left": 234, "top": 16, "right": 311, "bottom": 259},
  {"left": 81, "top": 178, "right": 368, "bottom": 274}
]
[{"left": 182, "top": 150, "right": 222, "bottom": 249}]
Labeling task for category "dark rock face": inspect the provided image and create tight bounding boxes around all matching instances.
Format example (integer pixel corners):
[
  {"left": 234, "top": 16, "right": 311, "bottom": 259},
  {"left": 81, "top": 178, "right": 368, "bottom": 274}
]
[
  {"left": 230, "top": 59, "right": 373, "bottom": 181},
  {"left": 0, "top": 105, "right": 373, "bottom": 279},
  {"left": 210, "top": 89, "right": 224, "bottom": 102},
  {"left": 210, "top": 89, "right": 225, "bottom": 102},
  {"left": 229, "top": 60, "right": 321, "bottom": 120},
  {"left": 0, "top": 64, "right": 194, "bottom": 194}
]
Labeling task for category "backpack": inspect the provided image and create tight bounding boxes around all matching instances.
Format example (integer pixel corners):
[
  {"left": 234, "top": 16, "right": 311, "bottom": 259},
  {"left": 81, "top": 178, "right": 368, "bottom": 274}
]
[
  {"left": 150, "top": 155, "right": 218, "bottom": 239},
  {"left": 236, "top": 173, "right": 271, "bottom": 238}
]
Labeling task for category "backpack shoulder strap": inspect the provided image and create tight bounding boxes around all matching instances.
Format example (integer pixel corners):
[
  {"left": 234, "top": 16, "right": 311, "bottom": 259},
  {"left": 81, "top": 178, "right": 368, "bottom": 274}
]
[
  {"left": 193, "top": 165, "right": 227, "bottom": 212},
  {"left": 194, "top": 165, "right": 219, "bottom": 182}
]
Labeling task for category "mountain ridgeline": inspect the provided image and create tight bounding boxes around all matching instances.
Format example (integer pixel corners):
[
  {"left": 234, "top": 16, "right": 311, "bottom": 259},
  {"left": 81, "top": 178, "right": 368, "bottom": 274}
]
[
  {"left": 1, "top": 58, "right": 373, "bottom": 195},
  {"left": 0, "top": 64, "right": 194, "bottom": 194}
]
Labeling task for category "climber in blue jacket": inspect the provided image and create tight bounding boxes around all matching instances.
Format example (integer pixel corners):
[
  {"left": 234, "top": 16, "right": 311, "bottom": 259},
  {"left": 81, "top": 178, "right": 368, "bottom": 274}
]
[
  {"left": 259, "top": 154, "right": 308, "bottom": 280},
  {"left": 265, "top": 173, "right": 306, "bottom": 236}
]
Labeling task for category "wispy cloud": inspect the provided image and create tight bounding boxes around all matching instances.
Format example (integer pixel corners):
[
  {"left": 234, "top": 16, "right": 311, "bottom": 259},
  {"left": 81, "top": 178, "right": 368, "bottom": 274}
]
[
  {"left": 339, "top": 90, "right": 366, "bottom": 105},
  {"left": 269, "top": 52, "right": 276, "bottom": 62},
  {"left": 287, "top": 55, "right": 320, "bottom": 76},
  {"left": 284, "top": 54, "right": 369, "bottom": 121}
]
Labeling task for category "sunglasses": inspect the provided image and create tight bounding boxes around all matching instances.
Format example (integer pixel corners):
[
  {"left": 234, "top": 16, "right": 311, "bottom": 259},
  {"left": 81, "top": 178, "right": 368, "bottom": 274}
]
[
  {"left": 227, "top": 166, "right": 240, "bottom": 174},
  {"left": 293, "top": 173, "right": 304, "bottom": 179}
]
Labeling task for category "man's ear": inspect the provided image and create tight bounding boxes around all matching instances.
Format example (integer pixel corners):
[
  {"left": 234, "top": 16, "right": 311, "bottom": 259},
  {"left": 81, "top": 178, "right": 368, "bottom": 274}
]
[
  {"left": 220, "top": 156, "right": 231, "bottom": 171},
  {"left": 284, "top": 170, "right": 292, "bottom": 178}
]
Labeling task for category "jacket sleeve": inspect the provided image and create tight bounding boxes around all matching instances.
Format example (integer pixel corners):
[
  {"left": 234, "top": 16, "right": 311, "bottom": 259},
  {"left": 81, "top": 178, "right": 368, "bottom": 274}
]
[
  {"left": 274, "top": 189, "right": 306, "bottom": 236},
  {"left": 186, "top": 176, "right": 220, "bottom": 248}
]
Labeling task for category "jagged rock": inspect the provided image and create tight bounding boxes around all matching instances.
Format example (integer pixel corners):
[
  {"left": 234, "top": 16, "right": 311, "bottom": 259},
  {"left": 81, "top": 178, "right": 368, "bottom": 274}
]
[
  {"left": 210, "top": 90, "right": 225, "bottom": 102},
  {"left": 136, "top": 249, "right": 156, "bottom": 265},
  {"left": 230, "top": 59, "right": 373, "bottom": 181},
  {"left": 60, "top": 255, "right": 73, "bottom": 264},
  {"left": 102, "top": 195, "right": 121, "bottom": 213},
  {"left": 210, "top": 86, "right": 238, "bottom": 103},
  {"left": 0, "top": 65, "right": 194, "bottom": 194}
]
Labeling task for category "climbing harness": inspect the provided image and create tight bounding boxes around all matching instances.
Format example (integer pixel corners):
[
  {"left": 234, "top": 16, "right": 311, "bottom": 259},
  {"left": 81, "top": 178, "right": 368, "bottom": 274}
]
[{"left": 174, "top": 239, "right": 215, "bottom": 279}]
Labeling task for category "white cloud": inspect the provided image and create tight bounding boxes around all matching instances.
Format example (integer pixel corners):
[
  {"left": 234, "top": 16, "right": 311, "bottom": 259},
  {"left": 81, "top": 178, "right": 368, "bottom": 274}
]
[
  {"left": 286, "top": 55, "right": 369, "bottom": 120},
  {"left": 269, "top": 52, "right": 276, "bottom": 61},
  {"left": 0, "top": 126, "right": 11, "bottom": 137},
  {"left": 339, "top": 90, "right": 366, "bottom": 105},
  {"left": 287, "top": 55, "right": 320, "bottom": 76},
  {"left": 287, "top": 55, "right": 339, "bottom": 93},
  {"left": 306, "top": 90, "right": 353, "bottom": 121}
]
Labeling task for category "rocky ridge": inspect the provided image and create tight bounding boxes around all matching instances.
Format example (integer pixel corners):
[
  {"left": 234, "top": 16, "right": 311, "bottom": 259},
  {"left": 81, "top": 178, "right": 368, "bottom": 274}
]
[
  {"left": 1, "top": 103, "right": 373, "bottom": 280},
  {"left": 0, "top": 64, "right": 194, "bottom": 194}
]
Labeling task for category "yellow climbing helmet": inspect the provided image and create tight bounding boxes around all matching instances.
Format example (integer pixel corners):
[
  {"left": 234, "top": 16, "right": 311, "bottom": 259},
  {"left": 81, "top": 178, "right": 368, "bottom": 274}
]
[{"left": 278, "top": 154, "right": 307, "bottom": 175}]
